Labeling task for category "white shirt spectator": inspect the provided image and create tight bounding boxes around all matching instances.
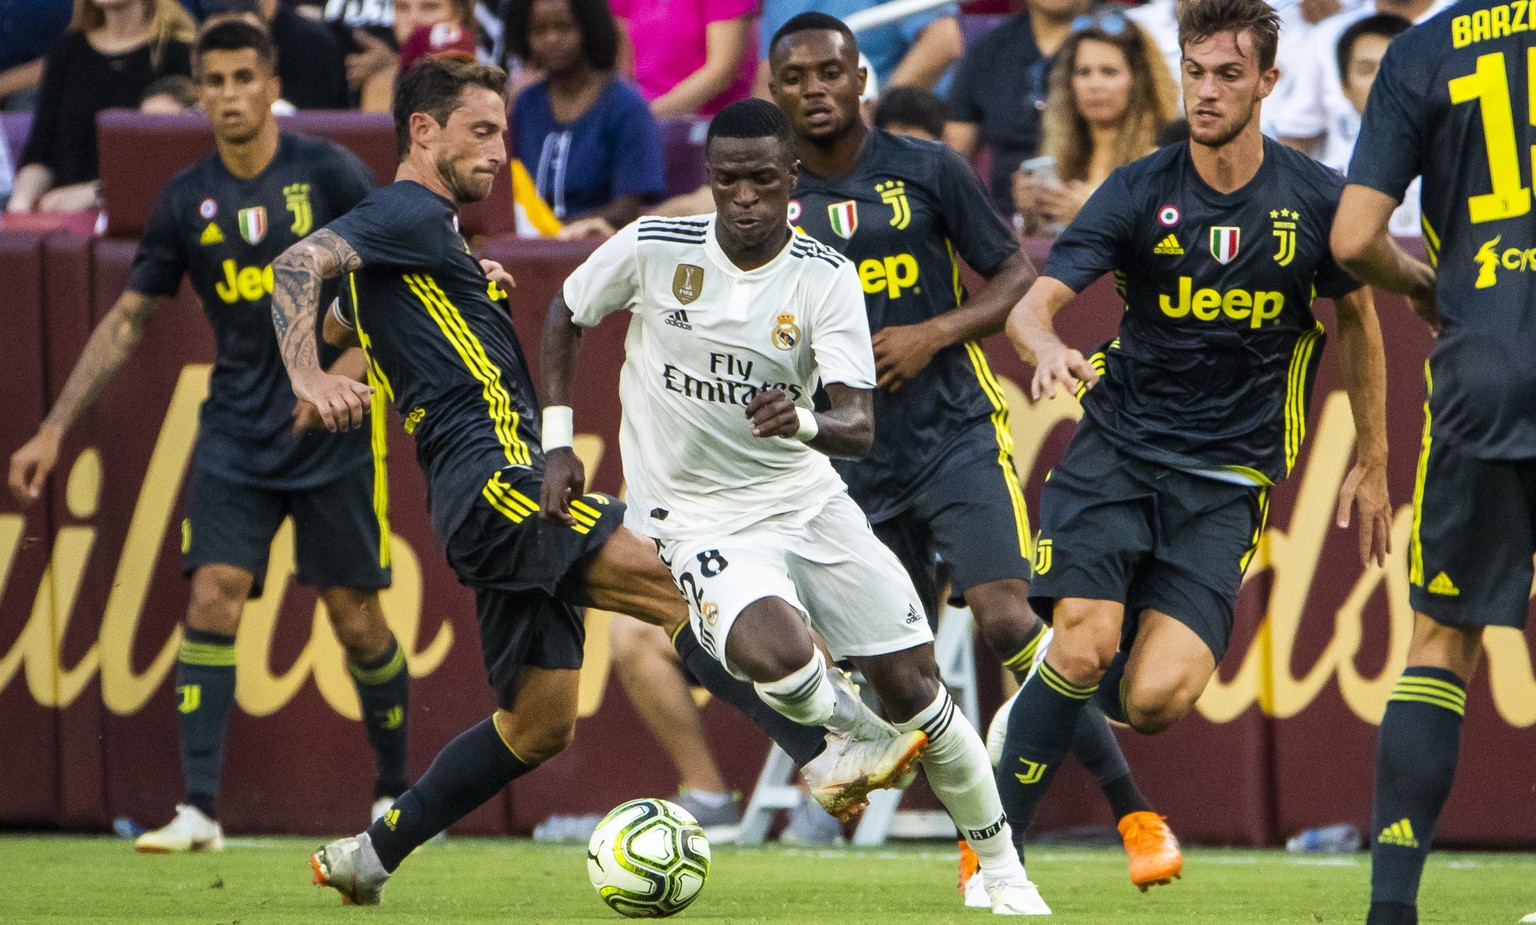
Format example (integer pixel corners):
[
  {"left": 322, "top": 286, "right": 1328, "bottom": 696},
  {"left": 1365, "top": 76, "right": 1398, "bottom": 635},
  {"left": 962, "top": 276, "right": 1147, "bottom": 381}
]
[{"left": 1271, "top": 0, "right": 1451, "bottom": 161}]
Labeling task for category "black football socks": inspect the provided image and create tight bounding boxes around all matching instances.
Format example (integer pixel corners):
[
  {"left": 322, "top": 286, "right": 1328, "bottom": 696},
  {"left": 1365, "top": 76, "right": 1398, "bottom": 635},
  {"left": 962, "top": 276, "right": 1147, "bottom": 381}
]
[
  {"left": 367, "top": 716, "right": 532, "bottom": 872},
  {"left": 1367, "top": 667, "right": 1467, "bottom": 925},
  {"left": 350, "top": 635, "right": 411, "bottom": 800},
  {"left": 996, "top": 660, "right": 1097, "bottom": 846},
  {"left": 175, "top": 627, "right": 237, "bottom": 819}
]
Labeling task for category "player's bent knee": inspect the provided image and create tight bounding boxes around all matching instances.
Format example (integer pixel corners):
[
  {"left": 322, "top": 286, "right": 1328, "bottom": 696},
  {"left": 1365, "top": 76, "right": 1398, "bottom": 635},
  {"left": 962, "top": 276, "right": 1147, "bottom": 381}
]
[
  {"left": 1046, "top": 632, "right": 1119, "bottom": 687},
  {"left": 499, "top": 713, "right": 577, "bottom": 766},
  {"left": 186, "top": 569, "right": 249, "bottom": 635},
  {"left": 1124, "top": 679, "right": 1201, "bottom": 734}
]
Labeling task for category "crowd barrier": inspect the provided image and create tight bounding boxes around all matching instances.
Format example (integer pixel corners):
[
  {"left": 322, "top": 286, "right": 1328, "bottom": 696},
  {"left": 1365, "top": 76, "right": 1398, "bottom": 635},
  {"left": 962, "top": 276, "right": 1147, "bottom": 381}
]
[{"left": 1, "top": 129, "right": 1532, "bottom": 846}]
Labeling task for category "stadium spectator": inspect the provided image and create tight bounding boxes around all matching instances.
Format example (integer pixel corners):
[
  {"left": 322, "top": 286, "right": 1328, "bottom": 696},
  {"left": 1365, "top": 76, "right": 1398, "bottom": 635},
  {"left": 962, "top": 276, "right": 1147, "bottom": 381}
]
[
  {"left": 1013, "top": 14, "right": 1176, "bottom": 235},
  {"left": 139, "top": 73, "right": 199, "bottom": 111},
  {"left": 944, "top": 0, "right": 1094, "bottom": 216},
  {"left": 7, "top": 0, "right": 194, "bottom": 214},
  {"left": 505, "top": 0, "right": 663, "bottom": 237},
  {"left": 611, "top": 0, "right": 756, "bottom": 117},
  {"left": 284, "top": 0, "right": 399, "bottom": 109},
  {"left": 0, "top": 0, "right": 72, "bottom": 109},
  {"left": 752, "top": 0, "right": 962, "bottom": 97},
  {"left": 1271, "top": 0, "right": 1450, "bottom": 162},
  {"left": 395, "top": 0, "right": 478, "bottom": 70},
  {"left": 872, "top": 85, "right": 946, "bottom": 141},
  {"left": 1333, "top": 13, "right": 1418, "bottom": 237},
  {"left": 201, "top": 0, "right": 350, "bottom": 108}
]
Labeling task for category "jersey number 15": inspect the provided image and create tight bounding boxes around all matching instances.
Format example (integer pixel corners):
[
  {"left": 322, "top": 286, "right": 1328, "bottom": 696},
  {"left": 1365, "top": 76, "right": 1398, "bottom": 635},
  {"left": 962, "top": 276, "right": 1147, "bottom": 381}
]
[{"left": 1449, "top": 48, "right": 1536, "bottom": 224}]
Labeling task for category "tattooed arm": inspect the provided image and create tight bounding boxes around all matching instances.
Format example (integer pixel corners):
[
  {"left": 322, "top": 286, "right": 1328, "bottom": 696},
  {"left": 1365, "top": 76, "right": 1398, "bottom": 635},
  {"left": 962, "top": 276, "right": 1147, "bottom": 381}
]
[
  {"left": 9, "top": 290, "right": 162, "bottom": 504},
  {"left": 271, "top": 228, "right": 374, "bottom": 432}
]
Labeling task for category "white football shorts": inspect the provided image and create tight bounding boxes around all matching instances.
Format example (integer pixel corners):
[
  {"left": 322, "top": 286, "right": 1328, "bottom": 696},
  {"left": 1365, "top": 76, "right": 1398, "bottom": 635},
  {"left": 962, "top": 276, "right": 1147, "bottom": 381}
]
[{"left": 656, "top": 492, "right": 933, "bottom": 680}]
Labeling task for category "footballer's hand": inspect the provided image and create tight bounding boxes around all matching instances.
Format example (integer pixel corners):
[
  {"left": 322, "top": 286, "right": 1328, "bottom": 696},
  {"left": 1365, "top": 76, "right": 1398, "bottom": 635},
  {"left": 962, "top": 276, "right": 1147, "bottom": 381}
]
[
  {"left": 293, "top": 371, "right": 373, "bottom": 433},
  {"left": 479, "top": 259, "right": 517, "bottom": 293},
  {"left": 872, "top": 323, "right": 942, "bottom": 392},
  {"left": 291, "top": 399, "right": 325, "bottom": 437},
  {"left": 1031, "top": 344, "right": 1097, "bottom": 400},
  {"left": 540, "top": 447, "right": 585, "bottom": 524},
  {"left": 1336, "top": 461, "right": 1392, "bottom": 567},
  {"left": 1408, "top": 292, "right": 1440, "bottom": 334},
  {"left": 746, "top": 388, "right": 798, "bottom": 439},
  {"left": 9, "top": 427, "right": 62, "bottom": 506}
]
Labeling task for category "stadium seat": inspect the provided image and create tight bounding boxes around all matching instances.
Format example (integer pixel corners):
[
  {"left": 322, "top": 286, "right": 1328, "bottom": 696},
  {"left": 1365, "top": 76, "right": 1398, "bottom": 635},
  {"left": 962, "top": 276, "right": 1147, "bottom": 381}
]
[{"left": 658, "top": 117, "right": 709, "bottom": 201}]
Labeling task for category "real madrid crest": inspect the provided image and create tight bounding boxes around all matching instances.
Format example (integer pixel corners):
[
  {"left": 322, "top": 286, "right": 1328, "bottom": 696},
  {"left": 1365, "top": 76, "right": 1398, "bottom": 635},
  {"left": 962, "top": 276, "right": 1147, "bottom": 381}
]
[
  {"left": 772, "top": 312, "right": 801, "bottom": 351},
  {"left": 672, "top": 264, "right": 704, "bottom": 304}
]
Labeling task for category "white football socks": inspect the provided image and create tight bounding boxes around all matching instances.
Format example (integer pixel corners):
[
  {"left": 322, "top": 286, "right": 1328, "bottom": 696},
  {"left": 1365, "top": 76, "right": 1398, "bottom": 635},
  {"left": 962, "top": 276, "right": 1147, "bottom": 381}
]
[
  {"left": 895, "top": 688, "right": 1023, "bottom": 877},
  {"left": 754, "top": 649, "right": 845, "bottom": 728}
]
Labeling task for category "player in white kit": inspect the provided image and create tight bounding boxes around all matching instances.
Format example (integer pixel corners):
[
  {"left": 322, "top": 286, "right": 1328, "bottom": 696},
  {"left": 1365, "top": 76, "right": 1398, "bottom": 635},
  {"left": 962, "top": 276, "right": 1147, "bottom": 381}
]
[{"left": 539, "top": 99, "right": 1049, "bottom": 916}]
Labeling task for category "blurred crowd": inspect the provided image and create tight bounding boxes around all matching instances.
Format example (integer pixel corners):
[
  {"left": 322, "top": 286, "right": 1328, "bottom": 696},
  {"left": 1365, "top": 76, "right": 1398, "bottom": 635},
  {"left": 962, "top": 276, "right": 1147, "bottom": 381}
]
[{"left": 0, "top": 0, "right": 1427, "bottom": 236}]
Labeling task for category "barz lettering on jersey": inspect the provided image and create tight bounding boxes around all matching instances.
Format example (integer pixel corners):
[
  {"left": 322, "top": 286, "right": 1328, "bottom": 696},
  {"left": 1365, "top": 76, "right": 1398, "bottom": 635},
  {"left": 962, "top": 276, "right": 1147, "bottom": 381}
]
[
  {"left": 1451, "top": 1, "right": 1532, "bottom": 48},
  {"left": 708, "top": 352, "right": 754, "bottom": 381},
  {"left": 857, "top": 254, "right": 919, "bottom": 298},
  {"left": 661, "top": 364, "right": 804, "bottom": 406},
  {"left": 213, "top": 259, "right": 274, "bottom": 304},
  {"left": 1158, "top": 276, "right": 1285, "bottom": 328}
]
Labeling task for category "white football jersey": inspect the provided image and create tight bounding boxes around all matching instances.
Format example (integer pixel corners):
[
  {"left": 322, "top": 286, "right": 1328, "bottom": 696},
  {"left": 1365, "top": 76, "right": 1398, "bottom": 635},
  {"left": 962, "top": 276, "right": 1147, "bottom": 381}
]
[{"left": 563, "top": 214, "right": 876, "bottom": 541}]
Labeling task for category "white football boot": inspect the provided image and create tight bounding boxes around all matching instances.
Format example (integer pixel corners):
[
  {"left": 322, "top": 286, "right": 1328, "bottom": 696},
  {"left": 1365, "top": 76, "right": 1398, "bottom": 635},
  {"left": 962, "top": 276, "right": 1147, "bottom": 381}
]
[
  {"left": 311, "top": 833, "right": 390, "bottom": 906},
  {"left": 133, "top": 804, "right": 224, "bottom": 854},
  {"left": 985, "top": 870, "right": 1053, "bottom": 916}
]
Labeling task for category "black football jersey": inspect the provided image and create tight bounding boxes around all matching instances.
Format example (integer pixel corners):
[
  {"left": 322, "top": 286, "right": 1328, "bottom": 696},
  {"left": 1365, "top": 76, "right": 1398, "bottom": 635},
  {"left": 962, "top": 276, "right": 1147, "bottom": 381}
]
[
  {"left": 1349, "top": 0, "right": 1536, "bottom": 459},
  {"left": 792, "top": 129, "right": 1020, "bottom": 521},
  {"left": 1044, "top": 138, "right": 1361, "bottom": 483},
  {"left": 129, "top": 133, "right": 374, "bottom": 489},
  {"left": 326, "top": 180, "right": 541, "bottom": 543}
]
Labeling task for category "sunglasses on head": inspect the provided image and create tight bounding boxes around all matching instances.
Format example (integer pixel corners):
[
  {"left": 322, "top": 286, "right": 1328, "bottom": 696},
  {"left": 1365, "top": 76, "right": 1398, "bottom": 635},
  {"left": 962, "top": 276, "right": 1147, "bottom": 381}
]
[{"left": 1070, "top": 11, "right": 1130, "bottom": 35}]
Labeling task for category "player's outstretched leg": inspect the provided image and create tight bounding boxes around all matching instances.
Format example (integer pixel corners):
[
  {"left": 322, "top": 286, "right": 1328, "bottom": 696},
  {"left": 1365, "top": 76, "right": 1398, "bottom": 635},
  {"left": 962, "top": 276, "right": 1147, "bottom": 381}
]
[
  {"left": 862, "top": 645, "right": 1049, "bottom": 915},
  {"left": 1366, "top": 617, "right": 1480, "bottom": 925},
  {"left": 136, "top": 565, "right": 251, "bottom": 854},
  {"left": 727, "top": 598, "right": 927, "bottom": 820},
  {"left": 973, "top": 582, "right": 1179, "bottom": 891},
  {"left": 313, "top": 669, "right": 576, "bottom": 905},
  {"left": 577, "top": 527, "right": 919, "bottom": 818},
  {"left": 322, "top": 588, "right": 411, "bottom": 818}
]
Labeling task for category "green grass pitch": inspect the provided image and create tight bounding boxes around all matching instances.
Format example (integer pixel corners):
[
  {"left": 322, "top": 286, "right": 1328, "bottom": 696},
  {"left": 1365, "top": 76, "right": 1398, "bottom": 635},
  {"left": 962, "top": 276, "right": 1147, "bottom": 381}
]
[{"left": 1, "top": 835, "right": 1531, "bottom": 924}]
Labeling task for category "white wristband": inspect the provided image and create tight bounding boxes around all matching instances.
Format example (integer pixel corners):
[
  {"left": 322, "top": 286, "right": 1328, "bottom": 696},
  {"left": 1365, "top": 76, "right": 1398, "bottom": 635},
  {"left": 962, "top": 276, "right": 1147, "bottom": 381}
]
[
  {"left": 794, "top": 407, "right": 819, "bottom": 442},
  {"left": 542, "top": 405, "right": 574, "bottom": 452}
]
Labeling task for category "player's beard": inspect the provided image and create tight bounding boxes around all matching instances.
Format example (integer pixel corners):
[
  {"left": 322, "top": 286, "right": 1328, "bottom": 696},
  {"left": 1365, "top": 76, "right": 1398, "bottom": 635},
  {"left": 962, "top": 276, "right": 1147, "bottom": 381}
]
[
  {"left": 1191, "top": 97, "right": 1257, "bottom": 149},
  {"left": 437, "top": 153, "right": 495, "bottom": 204}
]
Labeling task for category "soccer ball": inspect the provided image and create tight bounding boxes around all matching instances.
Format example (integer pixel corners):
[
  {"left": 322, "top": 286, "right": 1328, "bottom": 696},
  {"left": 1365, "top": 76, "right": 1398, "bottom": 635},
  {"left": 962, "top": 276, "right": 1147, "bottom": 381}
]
[{"left": 586, "top": 798, "right": 711, "bottom": 918}]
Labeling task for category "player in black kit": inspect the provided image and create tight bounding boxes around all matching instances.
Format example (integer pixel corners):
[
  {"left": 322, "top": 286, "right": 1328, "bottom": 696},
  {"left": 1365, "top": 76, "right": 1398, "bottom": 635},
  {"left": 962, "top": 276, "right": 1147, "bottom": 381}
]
[
  {"left": 998, "top": 0, "right": 1393, "bottom": 884},
  {"left": 1330, "top": 3, "right": 1534, "bottom": 922},
  {"left": 274, "top": 57, "right": 897, "bottom": 906},
  {"left": 6, "top": 20, "right": 411, "bottom": 853},
  {"left": 767, "top": 12, "right": 1181, "bottom": 893}
]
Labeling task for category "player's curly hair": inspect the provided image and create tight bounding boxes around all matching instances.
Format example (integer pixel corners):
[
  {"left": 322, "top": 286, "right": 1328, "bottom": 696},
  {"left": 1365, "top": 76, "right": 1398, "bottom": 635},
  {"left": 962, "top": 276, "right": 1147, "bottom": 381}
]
[
  {"left": 1177, "top": 0, "right": 1281, "bottom": 71},
  {"left": 706, "top": 99, "right": 797, "bottom": 164},
  {"left": 394, "top": 56, "right": 509, "bottom": 160}
]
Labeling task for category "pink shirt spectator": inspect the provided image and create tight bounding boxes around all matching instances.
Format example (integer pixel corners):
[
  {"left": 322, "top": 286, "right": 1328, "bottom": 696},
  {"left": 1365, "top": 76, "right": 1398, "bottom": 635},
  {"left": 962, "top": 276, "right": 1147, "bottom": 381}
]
[{"left": 611, "top": 0, "right": 758, "bottom": 116}]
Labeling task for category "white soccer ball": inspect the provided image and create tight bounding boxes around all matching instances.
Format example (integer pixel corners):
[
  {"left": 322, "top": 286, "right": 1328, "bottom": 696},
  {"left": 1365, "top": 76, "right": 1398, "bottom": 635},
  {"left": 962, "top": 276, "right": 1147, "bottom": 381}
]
[{"left": 586, "top": 798, "right": 711, "bottom": 918}]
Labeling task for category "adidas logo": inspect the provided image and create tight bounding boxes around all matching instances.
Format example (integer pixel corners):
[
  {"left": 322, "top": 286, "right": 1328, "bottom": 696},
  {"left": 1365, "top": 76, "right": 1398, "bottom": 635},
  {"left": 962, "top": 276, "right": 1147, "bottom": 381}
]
[
  {"left": 664, "top": 309, "right": 692, "bottom": 330},
  {"left": 1378, "top": 818, "right": 1419, "bottom": 848},
  {"left": 200, "top": 222, "right": 224, "bottom": 246},
  {"left": 1427, "top": 571, "right": 1460, "bottom": 596},
  {"left": 1153, "top": 233, "right": 1183, "bottom": 255}
]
